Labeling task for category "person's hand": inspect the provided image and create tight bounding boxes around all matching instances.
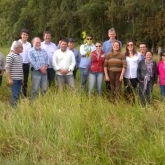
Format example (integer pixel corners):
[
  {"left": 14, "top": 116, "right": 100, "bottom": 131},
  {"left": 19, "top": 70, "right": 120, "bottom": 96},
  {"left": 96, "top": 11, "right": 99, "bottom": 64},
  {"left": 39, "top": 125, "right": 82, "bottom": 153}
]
[
  {"left": 64, "top": 69, "right": 69, "bottom": 74},
  {"left": 8, "top": 78, "right": 14, "bottom": 86},
  {"left": 119, "top": 75, "right": 123, "bottom": 81},
  {"left": 59, "top": 69, "right": 67, "bottom": 75},
  {"left": 40, "top": 67, "right": 46, "bottom": 74},
  {"left": 105, "top": 75, "right": 110, "bottom": 81}
]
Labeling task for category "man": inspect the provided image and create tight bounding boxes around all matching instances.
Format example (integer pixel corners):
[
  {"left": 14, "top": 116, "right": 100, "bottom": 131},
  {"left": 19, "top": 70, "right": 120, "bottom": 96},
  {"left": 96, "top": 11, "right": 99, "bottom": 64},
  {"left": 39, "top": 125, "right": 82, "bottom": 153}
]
[
  {"left": 11, "top": 28, "right": 31, "bottom": 97},
  {"left": 28, "top": 37, "right": 49, "bottom": 100},
  {"left": 103, "top": 28, "right": 122, "bottom": 90},
  {"left": 68, "top": 38, "right": 80, "bottom": 79},
  {"left": 6, "top": 41, "right": 23, "bottom": 107},
  {"left": 79, "top": 34, "right": 95, "bottom": 90},
  {"left": 41, "top": 31, "right": 57, "bottom": 86},
  {"left": 0, "top": 52, "right": 5, "bottom": 86},
  {"left": 139, "top": 43, "right": 147, "bottom": 60},
  {"left": 52, "top": 39, "right": 76, "bottom": 91}
]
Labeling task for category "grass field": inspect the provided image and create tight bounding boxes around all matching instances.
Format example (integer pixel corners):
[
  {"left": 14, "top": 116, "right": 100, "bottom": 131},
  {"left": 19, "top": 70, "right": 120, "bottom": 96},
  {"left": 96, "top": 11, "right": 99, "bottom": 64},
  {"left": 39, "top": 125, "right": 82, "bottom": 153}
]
[{"left": 0, "top": 47, "right": 165, "bottom": 164}]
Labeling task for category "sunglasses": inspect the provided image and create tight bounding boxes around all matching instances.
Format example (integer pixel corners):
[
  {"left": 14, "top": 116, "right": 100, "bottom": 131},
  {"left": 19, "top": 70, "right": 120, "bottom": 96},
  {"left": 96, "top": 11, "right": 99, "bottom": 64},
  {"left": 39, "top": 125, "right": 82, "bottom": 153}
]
[
  {"left": 96, "top": 45, "right": 101, "bottom": 47},
  {"left": 87, "top": 38, "right": 92, "bottom": 40},
  {"left": 127, "top": 44, "right": 133, "bottom": 46}
]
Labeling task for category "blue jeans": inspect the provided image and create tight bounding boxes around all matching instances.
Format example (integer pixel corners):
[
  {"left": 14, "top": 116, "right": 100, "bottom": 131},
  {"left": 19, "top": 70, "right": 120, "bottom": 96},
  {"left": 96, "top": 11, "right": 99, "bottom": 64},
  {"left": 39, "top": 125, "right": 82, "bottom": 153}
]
[
  {"left": 11, "top": 80, "right": 22, "bottom": 107},
  {"left": 160, "top": 85, "right": 165, "bottom": 96},
  {"left": 88, "top": 72, "right": 104, "bottom": 95},
  {"left": 80, "top": 67, "right": 88, "bottom": 90},
  {"left": 31, "top": 70, "right": 47, "bottom": 100}
]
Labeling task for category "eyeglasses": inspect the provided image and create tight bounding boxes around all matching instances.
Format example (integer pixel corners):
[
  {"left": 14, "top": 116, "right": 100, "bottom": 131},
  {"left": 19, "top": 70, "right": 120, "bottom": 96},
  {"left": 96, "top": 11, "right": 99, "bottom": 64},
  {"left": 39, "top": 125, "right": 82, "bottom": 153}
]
[
  {"left": 87, "top": 38, "right": 92, "bottom": 40},
  {"left": 96, "top": 45, "right": 101, "bottom": 47}
]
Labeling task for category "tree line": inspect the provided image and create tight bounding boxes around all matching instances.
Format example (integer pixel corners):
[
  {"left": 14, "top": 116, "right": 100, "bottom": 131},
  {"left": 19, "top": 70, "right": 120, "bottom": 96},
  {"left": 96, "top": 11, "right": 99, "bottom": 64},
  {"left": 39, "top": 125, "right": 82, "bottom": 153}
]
[{"left": 0, "top": 0, "right": 165, "bottom": 52}]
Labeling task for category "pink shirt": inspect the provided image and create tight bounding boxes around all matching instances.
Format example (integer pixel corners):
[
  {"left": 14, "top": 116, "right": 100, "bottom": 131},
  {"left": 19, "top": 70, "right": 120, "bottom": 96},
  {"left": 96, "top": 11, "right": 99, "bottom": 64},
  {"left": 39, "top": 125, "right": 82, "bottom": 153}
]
[{"left": 158, "top": 61, "right": 165, "bottom": 85}]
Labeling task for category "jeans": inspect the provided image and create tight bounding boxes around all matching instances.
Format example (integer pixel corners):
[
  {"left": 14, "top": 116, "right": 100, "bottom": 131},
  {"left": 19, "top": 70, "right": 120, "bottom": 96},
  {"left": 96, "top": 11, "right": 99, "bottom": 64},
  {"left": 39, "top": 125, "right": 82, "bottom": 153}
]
[
  {"left": 88, "top": 72, "right": 104, "bottom": 95},
  {"left": 22, "top": 63, "right": 29, "bottom": 97},
  {"left": 47, "top": 68, "right": 55, "bottom": 87},
  {"left": 31, "top": 70, "right": 47, "bottom": 100},
  {"left": 138, "top": 81, "right": 153, "bottom": 107},
  {"left": 80, "top": 67, "right": 88, "bottom": 90},
  {"left": 160, "top": 85, "right": 165, "bottom": 101},
  {"left": 56, "top": 75, "right": 75, "bottom": 91},
  {"left": 11, "top": 80, "right": 22, "bottom": 107},
  {"left": 160, "top": 85, "right": 165, "bottom": 96}
]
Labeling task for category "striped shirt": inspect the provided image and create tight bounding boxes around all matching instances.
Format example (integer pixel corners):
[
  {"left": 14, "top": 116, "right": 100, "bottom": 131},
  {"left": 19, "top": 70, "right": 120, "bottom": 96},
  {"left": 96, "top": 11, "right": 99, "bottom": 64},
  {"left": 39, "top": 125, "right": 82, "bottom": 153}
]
[
  {"left": 28, "top": 47, "right": 48, "bottom": 70},
  {"left": 104, "top": 52, "right": 126, "bottom": 72},
  {"left": 5, "top": 53, "right": 23, "bottom": 80}
]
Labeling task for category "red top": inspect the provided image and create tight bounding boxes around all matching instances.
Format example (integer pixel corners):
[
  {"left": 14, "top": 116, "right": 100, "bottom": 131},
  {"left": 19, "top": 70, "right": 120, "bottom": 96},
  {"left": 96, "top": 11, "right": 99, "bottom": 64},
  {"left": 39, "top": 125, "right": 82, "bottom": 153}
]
[
  {"left": 158, "top": 61, "right": 165, "bottom": 85},
  {"left": 90, "top": 50, "right": 105, "bottom": 73}
]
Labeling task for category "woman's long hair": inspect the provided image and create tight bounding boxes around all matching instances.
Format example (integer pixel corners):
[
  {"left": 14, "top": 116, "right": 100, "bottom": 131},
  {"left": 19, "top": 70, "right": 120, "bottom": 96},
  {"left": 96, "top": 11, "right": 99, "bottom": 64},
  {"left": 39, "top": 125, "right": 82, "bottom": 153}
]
[
  {"left": 125, "top": 41, "right": 137, "bottom": 56},
  {"left": 159, "top": 50, "right": 165, "bottom": 61}
]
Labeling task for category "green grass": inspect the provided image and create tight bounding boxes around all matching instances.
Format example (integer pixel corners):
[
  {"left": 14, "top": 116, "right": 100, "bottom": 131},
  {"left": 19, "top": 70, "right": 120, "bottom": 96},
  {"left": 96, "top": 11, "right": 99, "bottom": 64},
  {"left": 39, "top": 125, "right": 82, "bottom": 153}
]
[{"left": 0, "top": 47, "right": 165, "bottom": 164}]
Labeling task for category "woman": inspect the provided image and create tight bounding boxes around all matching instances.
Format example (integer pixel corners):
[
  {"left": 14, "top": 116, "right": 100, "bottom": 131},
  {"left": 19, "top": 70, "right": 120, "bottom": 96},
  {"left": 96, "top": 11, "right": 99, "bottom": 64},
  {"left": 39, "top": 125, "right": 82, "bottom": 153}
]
[
  {"left": 124, "top": 41, "right": 141, "bottom": 101},
  {"left": 88, "top": 42, "right": 104, "bottom": 95},
  {"left": 104, "top": 41, "right": 126, "bottom": 100},
  {"left": 137, "top": 51, "right": 157, "bottom": 107},
  {"left": 157, "top": 50, "right": 165, "bottom": 101}
]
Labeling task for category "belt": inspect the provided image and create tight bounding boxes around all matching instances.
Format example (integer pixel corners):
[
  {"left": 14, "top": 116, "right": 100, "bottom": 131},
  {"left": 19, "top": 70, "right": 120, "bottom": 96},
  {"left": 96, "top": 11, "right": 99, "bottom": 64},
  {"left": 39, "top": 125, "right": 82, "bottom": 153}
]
[{"left": 31, "top": 67, "right": 40, "bottom": 71}]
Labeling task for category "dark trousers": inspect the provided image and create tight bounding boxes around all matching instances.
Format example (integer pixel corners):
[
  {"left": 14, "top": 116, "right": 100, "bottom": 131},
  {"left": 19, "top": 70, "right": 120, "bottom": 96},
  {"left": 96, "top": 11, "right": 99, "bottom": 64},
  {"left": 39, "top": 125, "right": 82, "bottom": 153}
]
[
  {"left": 138, "top": 81, "right": 153, "bottom": 107},
  {"left": 124, "top": 77, "right": 138, "bottom": 102},
  {"left": 22, "top": 63, "right": 29, "bottom": 97},
  {"left": 109, "top": 71, "right": 121, "bottom": 100},
  {"left": 73, "top": 67, "right": 78, "bottom": 79},
  {"left": 47, "top": 68, "right": 55, "bottom": 87},
  {"left": 105, "top": 81, "right": 111, "bottom": 91},
  {"left": 0, "top": 71, "right": 2, "bottom": 86}
]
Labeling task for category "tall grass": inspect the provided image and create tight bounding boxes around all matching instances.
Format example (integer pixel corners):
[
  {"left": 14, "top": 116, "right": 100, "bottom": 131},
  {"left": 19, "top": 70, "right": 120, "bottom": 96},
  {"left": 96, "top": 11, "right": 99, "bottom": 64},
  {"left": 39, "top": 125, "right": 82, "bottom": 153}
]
[{"left": 0, "top": 47, "right": 165, "bottom": 164}]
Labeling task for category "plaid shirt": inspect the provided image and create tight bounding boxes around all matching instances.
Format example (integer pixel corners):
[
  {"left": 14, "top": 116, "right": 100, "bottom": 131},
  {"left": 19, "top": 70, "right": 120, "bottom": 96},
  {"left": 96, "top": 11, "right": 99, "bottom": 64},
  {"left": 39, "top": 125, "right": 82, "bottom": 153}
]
[{"left": 28, "top": 47, "right": 48, "bottom": 70}]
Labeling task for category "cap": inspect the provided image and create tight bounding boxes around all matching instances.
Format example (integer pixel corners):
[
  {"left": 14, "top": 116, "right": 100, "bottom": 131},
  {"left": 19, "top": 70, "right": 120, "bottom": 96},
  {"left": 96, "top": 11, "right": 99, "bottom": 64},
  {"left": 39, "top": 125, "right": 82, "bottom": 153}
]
[{"left": 68, "top": 38, "right": 74, "bottom": 42}]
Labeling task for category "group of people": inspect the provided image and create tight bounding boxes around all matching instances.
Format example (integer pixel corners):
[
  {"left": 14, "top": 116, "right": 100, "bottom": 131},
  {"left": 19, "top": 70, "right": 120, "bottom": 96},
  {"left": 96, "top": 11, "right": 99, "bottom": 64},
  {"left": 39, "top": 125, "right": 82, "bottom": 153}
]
[{"left": 0, "top": 28, "right": 165, "bottom": 108}]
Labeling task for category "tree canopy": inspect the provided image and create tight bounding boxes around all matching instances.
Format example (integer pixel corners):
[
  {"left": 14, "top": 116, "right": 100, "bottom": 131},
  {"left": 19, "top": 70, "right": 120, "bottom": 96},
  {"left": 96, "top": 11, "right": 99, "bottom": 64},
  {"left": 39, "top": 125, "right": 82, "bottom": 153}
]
[{"left": 0, "top": 0, "right": 165, "bottom": 51}]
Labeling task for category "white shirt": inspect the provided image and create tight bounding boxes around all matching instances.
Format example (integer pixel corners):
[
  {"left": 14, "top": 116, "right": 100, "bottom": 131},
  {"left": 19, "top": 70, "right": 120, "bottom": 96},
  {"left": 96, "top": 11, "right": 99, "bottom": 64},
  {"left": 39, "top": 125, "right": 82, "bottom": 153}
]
[
  {"left": 124, "top": 53, "right": 141, "bottom": 79},
  {"left": 11, "top": 39, "right": 31, "bottom": 64},
  {"left": 79, "top": 43, "right": 96, "bottom": 68},
  {"left": 52, "top": 49, "right": 76, "bottom": 75},
  {"left": 80, "top": 43, "right": 96, "bottom": 56},
  {"left": 41, "top": 41, "right": 57, "bottom": 68}
]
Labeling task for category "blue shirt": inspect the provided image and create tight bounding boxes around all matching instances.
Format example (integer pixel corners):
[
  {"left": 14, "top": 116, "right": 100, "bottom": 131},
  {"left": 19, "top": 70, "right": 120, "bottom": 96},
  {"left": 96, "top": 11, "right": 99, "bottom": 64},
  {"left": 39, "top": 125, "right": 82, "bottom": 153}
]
[
  {"left": 69, "top": 48, "right": 80, "bottom": 67},
  {"left": 28, "top": 47, "right": 49, "bottom": 70},
  {"left": 103, "top": 40, "right": 122, "bottom": 55},
  {"left": 141, "top": 54, "right": 145, "bottom": 60}
]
